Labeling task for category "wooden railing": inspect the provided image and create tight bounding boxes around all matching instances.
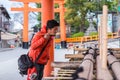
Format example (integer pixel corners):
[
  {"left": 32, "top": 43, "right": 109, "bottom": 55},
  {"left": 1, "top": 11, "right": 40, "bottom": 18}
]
[{"left": 55, "top": 32, "right": 119, "bottom": 43}]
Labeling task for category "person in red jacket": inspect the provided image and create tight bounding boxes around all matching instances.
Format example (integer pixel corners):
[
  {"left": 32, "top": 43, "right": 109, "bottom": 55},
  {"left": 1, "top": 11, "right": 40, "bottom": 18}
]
[{"left": 27, "top": 20, "right": 59, "bottom": 80}]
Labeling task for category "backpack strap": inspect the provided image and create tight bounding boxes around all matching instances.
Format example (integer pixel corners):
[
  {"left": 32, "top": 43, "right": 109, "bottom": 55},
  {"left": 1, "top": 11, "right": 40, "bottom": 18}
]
[{"left": 35, "top": 39, "right": 50, "bottom": 64}]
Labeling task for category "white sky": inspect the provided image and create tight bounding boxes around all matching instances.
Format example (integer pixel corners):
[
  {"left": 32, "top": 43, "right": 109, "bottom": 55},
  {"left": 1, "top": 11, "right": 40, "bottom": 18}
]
[
  {"left": 0, "top": 0, "right": 13, "bottom": 13},
  {"left": 0, "top": 0, "right": 36, "bottom": 14}
]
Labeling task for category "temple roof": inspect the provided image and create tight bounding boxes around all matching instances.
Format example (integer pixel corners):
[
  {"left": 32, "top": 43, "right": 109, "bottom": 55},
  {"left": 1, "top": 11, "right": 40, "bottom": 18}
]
[{"left": 0, "top": 5, "right": 10, "bottom": 19}]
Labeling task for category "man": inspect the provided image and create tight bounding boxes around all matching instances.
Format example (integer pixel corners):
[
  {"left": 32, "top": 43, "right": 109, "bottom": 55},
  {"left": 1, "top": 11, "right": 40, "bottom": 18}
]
[{"left": 27, "top": 20, "right": 59, "bottom": 80}]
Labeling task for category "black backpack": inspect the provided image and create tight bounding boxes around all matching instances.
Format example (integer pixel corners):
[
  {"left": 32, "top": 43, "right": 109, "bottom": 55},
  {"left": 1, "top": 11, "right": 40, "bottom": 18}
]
[
  {"left": 18, "top": 39, "right": 50, "bottom": 76},
  {"left": 18, "top": 54, "right": 33, "bottom": 76}
]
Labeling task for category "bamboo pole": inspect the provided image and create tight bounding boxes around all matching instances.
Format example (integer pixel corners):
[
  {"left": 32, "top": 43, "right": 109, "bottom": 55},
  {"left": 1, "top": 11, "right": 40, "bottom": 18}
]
[
  {"left": 74, "top": 48, "right": 88, "bottom": 51},
  {"left": 99, "top": 16, "right": 103, "bottom": 60},
  {"left": 114, "top": 53, "right": 120, "bottom": 58},
  {"left": 78, "top": 53, "right": 94, "bottom": 80},
  {"left": 44, "top": 77, "right": 72, "bottom": 80},
  {"left": 51, "top": 62, "right": 80, "bottom": 68},
  {"left": 65, "top": 54, "right": 84, "bottom": 59},
  {"left": 109, "top": 48, "right": 120, "bottom": 51},
  {"left": 107, "top": 54, "right": 120, "bottom": 80},
  {"left": 102, "top": 5, "right": 108, "bottom": 69},
  {"left": 96, "top": 56, "right": 113, "bottom": 80}
]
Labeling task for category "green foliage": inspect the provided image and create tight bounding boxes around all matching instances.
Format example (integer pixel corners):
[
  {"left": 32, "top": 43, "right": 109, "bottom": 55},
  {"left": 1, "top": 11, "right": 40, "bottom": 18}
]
[
  {"left": 35, "top": 3, "right": 60, "bottom": 28},
  {"left": 71, "top": 32, "right": 84, "bottom": 38},
  {"left": 89, "top": 32, "right": 98, "bottom": 36},
  {"left": 95, "top": 0, "right": 118, "bottom": 11},
  {"left": 54, "top": 4, "right": 60, "bottom": 21},
  {"left": 65, "top": 0, "right": 118, "bottom": 33},
  {"left": 55, "top": 13, "right": 60, "bottom": 22},
  {"left": 36, "top": 3, "right": 41, "bottom": 28},
  {"left": 65, "top": 0, "right": 96, "bottom": 32},
  {"left": 36, "top": 3, "right": 41, "bottom": 21},
  {"left": 54, "top": 3, "right": 59, "bottom": 8},
  {"left": 36, "top": 3, "right": 41, "bottom": 8},
  {"left": 37, "top": 13, "right": 41, "bottom": 21},
  {"left": 35, "top": 23, "right": 41, "bottom": 28}
]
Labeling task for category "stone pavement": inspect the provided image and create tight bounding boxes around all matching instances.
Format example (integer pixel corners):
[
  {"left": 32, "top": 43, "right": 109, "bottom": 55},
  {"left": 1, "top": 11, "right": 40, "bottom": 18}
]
[
  {"left": 0, "top": 47, "right": 73, "bottom": 80},
  {"left": 0, "top": 48, "right": 28, "bottom": 80},
  {"left": 0, "top": 48, "right": 14, "bottom": 52}
]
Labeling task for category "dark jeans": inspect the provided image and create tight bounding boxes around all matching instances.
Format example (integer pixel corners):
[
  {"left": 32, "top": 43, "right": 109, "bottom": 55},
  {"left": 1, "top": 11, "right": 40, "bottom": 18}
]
[{"left": 35, "top": 64, "right": 44, "bottom": 80}]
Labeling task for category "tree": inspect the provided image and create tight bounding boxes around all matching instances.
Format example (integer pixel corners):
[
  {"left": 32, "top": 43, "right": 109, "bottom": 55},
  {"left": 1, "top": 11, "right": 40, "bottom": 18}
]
[
  {"left": 35, "top": 3, "right": 60, "bottom": 29},
  {"left": 65, "top": 0, "right": 96, "bottom": 32},
  {"left": 54, "top": 3, "right": 60, "bottom": 21},
  {"left": 96, "top": 0, "right": 118, "bottom": 12},
  {"left": 65, "top": 0, "right": 118, "bottom": 33},
  {"left": 35, "top": 3, "right": 41, "bottom": 28}
]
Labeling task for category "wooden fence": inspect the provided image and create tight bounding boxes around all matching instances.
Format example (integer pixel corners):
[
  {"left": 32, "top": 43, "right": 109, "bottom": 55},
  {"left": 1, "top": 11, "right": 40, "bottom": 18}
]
[{"left": 55, "top": 32, "right": 119, "bottom": 43}]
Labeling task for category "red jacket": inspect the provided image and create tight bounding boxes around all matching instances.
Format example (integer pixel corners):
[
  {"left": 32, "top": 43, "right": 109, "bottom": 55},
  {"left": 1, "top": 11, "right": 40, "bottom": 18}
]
[{"left": 28, "top": 26, "right": 53, "bottom": 65}]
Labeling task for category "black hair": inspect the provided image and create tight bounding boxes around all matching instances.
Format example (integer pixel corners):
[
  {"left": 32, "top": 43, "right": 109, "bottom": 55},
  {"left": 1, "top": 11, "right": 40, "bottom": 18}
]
[{"left": 46, "top": 19, "right": 59, "bottom": 29}]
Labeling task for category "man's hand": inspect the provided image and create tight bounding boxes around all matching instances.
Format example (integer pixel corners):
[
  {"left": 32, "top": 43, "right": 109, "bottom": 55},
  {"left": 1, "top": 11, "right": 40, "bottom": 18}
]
[{"left": 44, "top": 33, "right": 50, "bottom": 39}]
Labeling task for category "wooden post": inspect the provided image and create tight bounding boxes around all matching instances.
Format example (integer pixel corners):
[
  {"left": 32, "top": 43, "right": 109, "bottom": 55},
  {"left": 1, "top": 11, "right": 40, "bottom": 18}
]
[
  {"left": 10, "top": 0, "right": 64, "bottom": 49},
  {"left": 96, "top": 56, "right": 113, "bottom": 80},
  {"left": 99, "top": 16, "right": 103, "bottom": 59},
  {"left": 59, "top": 2, "right": 67, "bottom": 48},
  {"left": 102, "top": 5, "right": 108, "bottom": 69},
  {"left": 41, "top": 0, "right": 54, "bottom": 77}
]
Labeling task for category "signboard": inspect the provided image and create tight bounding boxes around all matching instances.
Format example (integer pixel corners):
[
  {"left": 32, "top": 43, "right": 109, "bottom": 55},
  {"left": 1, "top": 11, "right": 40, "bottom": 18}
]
[
  {"left": 97, "top": 14, "right": 112, "bottom": 32},
  {"left": 118, "top": 5, "right": 120, "bottom": 12}
]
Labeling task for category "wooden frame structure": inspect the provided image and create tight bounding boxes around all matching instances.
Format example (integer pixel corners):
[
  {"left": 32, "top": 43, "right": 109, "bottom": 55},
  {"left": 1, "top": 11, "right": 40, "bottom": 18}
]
[{"left": 11, "top": 0, "right": 66, "bottom": 49}]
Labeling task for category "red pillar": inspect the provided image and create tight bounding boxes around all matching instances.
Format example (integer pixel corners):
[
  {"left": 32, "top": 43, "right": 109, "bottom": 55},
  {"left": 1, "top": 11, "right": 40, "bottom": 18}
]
[
  {"left": 60, "top": 2, "right": 67, "bottom": 48},
  {"left": 41, "top": 0, "right": 54, "bottom": 26},
  {"left": 41, "top": 0, "right": 54, "bottom": 77},
  {"left": 22, "top": 2, "right": 29, "bottom": 49}
]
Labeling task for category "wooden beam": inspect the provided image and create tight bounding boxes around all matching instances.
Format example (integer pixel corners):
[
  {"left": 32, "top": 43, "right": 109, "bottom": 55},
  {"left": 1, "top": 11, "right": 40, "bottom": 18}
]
[
  {"left": 74, "top": 48, "right": 88, "bottom": 51},
  {"left": 55, "top": 74, "right": 72, "bottom": 76},
  {"left": 65, "top": 54, "right": 84, "bottom": 59},
  {"left": 43, "top": 77, "right": 72, "bottom": 80},
  {"left": 11, "top": 7, "right": 24, "bottom": 11},
  {"left": 57, "top": 72, "right": 74, "bottom": 74},
  {"left": 11, "top": 7, "right": 61, "bottom": 12},
  {"left": 10, "top": 0, "right": 41, "bottom": 3},
  {"left": 51, "top": 62, "right": 81, "bottom": 68},
  {"left": 114, "top": 53, "right": 120, "bottom": 58},
  {"left": 101, "top": 5, "right": 108, "bottom": 69},
  {"left": 109, "top": 48, "right": 120, "bottom": 51},
  {"left": 59, "top": 69, "right": 76, "bottom": 72},
  {"left": 10, "top": 0, "right": 64, "bottom": 3}
]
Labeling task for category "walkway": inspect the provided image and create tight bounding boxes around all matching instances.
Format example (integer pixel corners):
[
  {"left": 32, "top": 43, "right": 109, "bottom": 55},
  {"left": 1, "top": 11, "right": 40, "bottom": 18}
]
[{"left": 0, "top": 47, "right": 73, "bottom": 80}]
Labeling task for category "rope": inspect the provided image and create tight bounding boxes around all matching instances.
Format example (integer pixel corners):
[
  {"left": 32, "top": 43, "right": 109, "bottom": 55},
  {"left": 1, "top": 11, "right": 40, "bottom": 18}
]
[
  {"left": 109, "top": 60, "right": 120, "bottom": 69},
  {"left": 81, "top": 58, "right": 95, "bottom": 64}
]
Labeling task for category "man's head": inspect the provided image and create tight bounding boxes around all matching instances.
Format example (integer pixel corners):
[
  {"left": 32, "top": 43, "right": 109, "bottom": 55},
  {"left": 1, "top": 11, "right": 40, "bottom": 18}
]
[{"left": 46, "top": 19, "right": 59, "bottom": 36}]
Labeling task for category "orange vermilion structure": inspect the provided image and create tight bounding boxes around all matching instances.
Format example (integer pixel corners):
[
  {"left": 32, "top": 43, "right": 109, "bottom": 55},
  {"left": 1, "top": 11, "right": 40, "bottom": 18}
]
[
  {"left": 41, "top": 0, "right": 54, "bottom": 77},
  {"left": 59, "top": 2, "right": 67, "bottom": 48},
  {"left": 11, "top": 0, "right": 65, "bottom": 77}
]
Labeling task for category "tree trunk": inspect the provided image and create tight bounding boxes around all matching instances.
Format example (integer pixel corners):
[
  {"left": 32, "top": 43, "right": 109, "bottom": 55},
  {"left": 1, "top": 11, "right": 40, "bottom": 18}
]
[
  {"left": 80, "top": 15, "right": 86, "bottom": 32},
  {"left": 79, "top": 21, "right": 84, "bottom": 32}
]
